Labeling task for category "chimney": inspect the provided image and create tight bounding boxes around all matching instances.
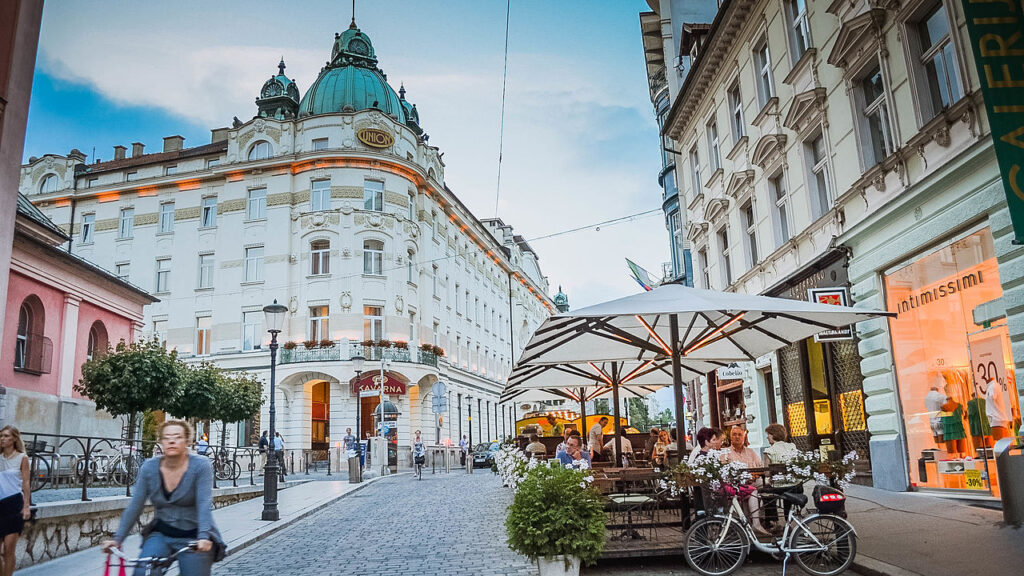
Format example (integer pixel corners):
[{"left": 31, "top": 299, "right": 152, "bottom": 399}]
[
  {"left": 113, "top": 145, "right": 127, "bottom": 160},
  {"left": 210, "top": 127, "right": 230, "bottom": 143},
  {"left": 163, "top": 135, "right": 185, "bottom": 152},
  {"left": 131, "top": 142, "right": 145, "bottom": 157}
]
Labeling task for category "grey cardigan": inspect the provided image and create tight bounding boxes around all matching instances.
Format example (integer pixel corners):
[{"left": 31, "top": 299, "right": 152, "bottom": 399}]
[{"left": 114, "top": 454, "right": 219, "bottom": 544}]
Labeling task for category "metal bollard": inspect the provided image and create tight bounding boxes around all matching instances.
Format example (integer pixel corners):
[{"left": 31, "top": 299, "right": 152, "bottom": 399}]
[
  {"left": 995, "top": 437, "right": 1024, "bottom": 525},
  {"left": 466, "top": 451, "right": 473, "bottom": 474}
]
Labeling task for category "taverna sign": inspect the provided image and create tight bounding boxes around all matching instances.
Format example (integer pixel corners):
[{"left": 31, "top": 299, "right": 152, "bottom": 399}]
[{"left": 357, "top": 128, "right": 394, "bottom": 148}]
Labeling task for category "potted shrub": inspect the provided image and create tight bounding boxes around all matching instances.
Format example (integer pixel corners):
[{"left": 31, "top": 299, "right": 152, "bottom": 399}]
[
  {"left": 319, "top": 339, "right": 335, "bottom": 348},
  {"left": 303, "top": 340, "right": 317, "bottom": 349},
  {"left": 282, "top": 341, "right": 297, "bottom": 350},
  {"left": 434, "top": 346, "right": 445, "bottom": 357},
  {"left": 506, "top": 463, "right": 604, "bottom": 576}
]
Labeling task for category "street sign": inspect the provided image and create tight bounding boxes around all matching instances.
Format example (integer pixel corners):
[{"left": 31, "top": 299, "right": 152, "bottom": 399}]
[
  {"left": 432, "top": 382, "right": 448, "bottom": 414},
  {"left": 382, "top": 424, "right": 391, "bottom": 435},
  {"left": 359, "top": 389, "right": 379, "bottom": 398},
  {"left": 961, "top": 0, "right": 1024, "bottom": 244}
]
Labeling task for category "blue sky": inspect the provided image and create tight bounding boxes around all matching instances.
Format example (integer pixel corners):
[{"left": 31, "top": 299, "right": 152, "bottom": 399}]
[
  {"left": 25, "top": 0, "right": 677, "bottom": 410},
  {"left": 26, "top": 2, "right": 667, "bottom": 307}
]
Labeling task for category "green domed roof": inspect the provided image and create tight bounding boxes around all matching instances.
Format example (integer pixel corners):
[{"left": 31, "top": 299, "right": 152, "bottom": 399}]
[{"left": 298, "top": 22, "right": 406, "bottom": 122}]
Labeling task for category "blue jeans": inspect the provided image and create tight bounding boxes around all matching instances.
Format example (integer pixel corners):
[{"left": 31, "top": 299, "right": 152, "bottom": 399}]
[{"left": 136, "top": 531, "right": 213, "bottom": 576}]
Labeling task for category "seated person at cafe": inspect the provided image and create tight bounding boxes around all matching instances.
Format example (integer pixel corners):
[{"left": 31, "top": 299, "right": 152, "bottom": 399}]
[
  {"left": 644, "top": 428, "right": 660, "bottom": 457},
  {"left": 603, "top": 431, "right": 633, "bottom": 464},
  {"left": 525, "top": 434, "right": 547, "bottom": 458},
  {"left": 688, "top": 427, "right": 724, "bottom": 465},
  {"left": 554, "top": 427, "right": 574, "bottom": 457},
  {"left": 725, "top": 426, "right": 763, "bottom": 468},
  {"left": 557, "top": 435, "right": 591, "bottom": 466},
  {"left": 652, "top": 429, "right": 671, "bottom": 467}
]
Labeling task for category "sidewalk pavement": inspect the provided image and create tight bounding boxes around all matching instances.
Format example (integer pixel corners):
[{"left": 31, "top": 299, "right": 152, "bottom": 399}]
[
  {"left": 18, "top": 476, "right": 383, "bottom": 576},
  {"left": 846, "top": 484, "right": 1024, "bottom": 576}
]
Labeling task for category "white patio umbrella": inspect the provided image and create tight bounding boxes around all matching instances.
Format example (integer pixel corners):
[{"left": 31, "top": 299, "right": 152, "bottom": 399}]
[{"left": 513, "top": 283, "right": 893, "bottom": 460}]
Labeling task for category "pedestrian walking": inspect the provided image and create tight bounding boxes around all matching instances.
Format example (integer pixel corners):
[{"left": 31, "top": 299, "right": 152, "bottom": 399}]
[
  {"left": 343, "top": 428, "right": 357, "bottom": 455},
  {"left": 102, "top": 420, "right": 225, "bottom": 576},
  {"left": 459, "top": 435, "right": 468, "bottom": 466},
  {"left": 274, "top": 432, "right": 286, "bottom": 480},
  {"left": 0, "top": 426, "right": 31, "bottom": 576},
  {"left": 257, "top": 431, "right": 268, "bottom": 476}
]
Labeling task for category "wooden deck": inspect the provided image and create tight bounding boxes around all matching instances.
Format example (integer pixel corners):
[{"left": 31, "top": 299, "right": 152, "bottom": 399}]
[{"left": 601, "top": 525, "right": 686, "bottom": 559}]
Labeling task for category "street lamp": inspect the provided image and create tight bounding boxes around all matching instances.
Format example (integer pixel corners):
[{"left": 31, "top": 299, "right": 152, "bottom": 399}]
[
  {"left": 261, "top": 299, "right": 287, "bottom": 521},
  {"left": 351, "top": 354, "right": 365, "bottom": 471},
  {"left": 378, "top": 356, "right": 391, "bottom": 476}
]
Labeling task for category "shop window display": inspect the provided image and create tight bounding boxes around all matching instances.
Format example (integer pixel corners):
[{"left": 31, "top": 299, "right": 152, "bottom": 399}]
[{"left": 885, "top": 229, "right": 1022, "bottom": 496}]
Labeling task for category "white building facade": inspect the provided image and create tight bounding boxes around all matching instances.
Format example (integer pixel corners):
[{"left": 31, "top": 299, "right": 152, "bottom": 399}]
[
  {"left": 656, "top": 0, "right": 1024, "bottom": 496},
  {"left": 22, "top": 22, "right": 554, "bottom": 464}
]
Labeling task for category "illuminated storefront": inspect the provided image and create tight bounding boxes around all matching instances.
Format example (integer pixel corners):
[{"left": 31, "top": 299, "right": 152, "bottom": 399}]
[
  {"left": 767, "top": 252, "right": 871, "bottom": 480},
  {"left": 885, "top": 228, "right": 1021, "bottom": 496}
]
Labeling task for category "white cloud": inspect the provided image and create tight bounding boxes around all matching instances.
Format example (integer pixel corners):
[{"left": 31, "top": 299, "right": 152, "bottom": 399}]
[{"left": 35, "top": 1, "right": 669, "bottom": 308}]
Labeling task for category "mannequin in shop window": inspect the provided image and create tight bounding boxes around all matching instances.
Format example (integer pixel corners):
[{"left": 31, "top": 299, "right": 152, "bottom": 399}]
[
  {"left": 925, "top": 382, "right": 946, "bottom": 447},
  {"left": 940, "top": 396, "right": 967, "bottom": 455},
  {"left": 966, "top": 382, "right": 991, "bottom": 450},
  {"left": 979, "top": 375, "right": 1012, "bottom": 441}
]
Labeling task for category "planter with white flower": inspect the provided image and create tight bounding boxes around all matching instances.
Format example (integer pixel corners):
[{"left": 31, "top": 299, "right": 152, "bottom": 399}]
[{"left": 505, "top": 462, "right": 604, "bottom": 576}]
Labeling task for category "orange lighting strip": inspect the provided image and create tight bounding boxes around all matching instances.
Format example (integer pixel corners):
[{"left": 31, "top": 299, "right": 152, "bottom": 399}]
[
  {"left": 683, "top": 312, "right": 746, "bottom": 355},
  {"left": 636, "top": 315, "right": 672, "bottom": 356},
  {"left": 620, "top": 360, "right": 655, "bottom": 384},
  {"left": 588, "top": 362, "right": 613, "bottom": 385}
]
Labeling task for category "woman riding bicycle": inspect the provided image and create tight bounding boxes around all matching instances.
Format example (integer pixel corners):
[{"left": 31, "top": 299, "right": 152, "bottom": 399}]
[
  {"left": 103, "top": 420, "right": 223, "bottom": 575},
  {"left": 412, "top": 430, "right": 426, "bottom": 475}
]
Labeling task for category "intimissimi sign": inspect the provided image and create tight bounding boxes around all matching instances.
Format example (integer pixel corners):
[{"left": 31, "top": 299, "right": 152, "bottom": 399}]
[{"left": 895, "top": 270, "right": 986, "bottom": 315}]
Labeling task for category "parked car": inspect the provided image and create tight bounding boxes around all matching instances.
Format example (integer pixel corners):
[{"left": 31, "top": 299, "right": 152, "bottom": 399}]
[{"left": 472, "top": 442, "right": 500, "bottom": 468}]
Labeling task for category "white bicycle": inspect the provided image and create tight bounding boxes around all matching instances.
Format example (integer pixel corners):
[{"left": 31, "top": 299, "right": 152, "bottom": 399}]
[{"left": 684, "top": 486, "right": 856, "bottom": 576}]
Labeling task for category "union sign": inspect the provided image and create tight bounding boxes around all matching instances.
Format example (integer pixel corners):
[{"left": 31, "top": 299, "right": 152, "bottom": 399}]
[{"left": 357, "top": 128, "right": 394, "bottom": 148}]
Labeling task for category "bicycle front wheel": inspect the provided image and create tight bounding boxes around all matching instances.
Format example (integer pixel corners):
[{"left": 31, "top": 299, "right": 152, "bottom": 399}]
[
  {"left": 684, "top": 516, "right": 749, "bottom": 576},
  {"left": 789, "top": 514, "right": 857, "bottom": 576},
  {"left": 29, "top": 456, "right": 50, "bottom": 491}
]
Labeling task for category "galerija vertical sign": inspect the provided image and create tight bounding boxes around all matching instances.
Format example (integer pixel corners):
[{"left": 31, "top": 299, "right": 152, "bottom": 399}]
[{"left": 962, "top": 0, "right": 1024, "bottom": 243}]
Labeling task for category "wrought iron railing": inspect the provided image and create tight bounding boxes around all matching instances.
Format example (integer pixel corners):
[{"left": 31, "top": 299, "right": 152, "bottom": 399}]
[{"left": 280, "top": 345, "right": 341, "bottom": 364}]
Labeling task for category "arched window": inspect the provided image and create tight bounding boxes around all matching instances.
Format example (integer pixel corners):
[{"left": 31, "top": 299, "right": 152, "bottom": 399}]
[
  {"left": 310, "top": 239, "right": 330, "bottom": 275},
  {"left": 248, "top": 141, "right": 272, "bottom": 161},
  {"left": 363, "top": 239, "right": 383, "bottom": 275},
  {"left": 39, "top": 174, "right": 59, "bottom": 195},
  {"left": 14, "top": 296, "right": 48, "bottom": 373},
  {"left": 87, "top": 321, "right": 109, "bottom": 361}
]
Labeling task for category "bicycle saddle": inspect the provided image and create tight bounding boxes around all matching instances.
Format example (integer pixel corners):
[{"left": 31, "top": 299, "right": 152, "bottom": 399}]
[{"left": 779, "top": 492, "right": 808, "bottom": 508}]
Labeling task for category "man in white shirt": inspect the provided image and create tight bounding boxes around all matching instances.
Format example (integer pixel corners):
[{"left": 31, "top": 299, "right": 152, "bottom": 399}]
[
  {"left": 604, "top": 432, "right": 633, "bottom": 464},
  {"left": 589, "top": 417, "right": 608, "bottom": 456}
]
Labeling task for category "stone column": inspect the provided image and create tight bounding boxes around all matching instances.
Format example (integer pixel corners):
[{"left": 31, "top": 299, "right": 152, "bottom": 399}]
[{"left": 58, "top": 295, "right": 82, "bottom": 398}]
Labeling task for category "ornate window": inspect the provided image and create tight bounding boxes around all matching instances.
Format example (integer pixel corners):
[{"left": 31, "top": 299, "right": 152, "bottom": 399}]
[
  {"left": 14, "top": 303, "right": 33, "bottom": 369},
  {"left": 754, "top": 37, "right": 775, "bottom": 107},
  {"left": 155, "top": 258, "right": 171, "bottom": 293},
  {"left": 310, "top": 306, "right": 330, "bottom": 341},
  {"left": 363, "top": 306, "right": 383, "bottom": 341},
  {"left": 248, "top": 141, "right": 272, "bottom": 161},
  {"left": 159, "top": 202, "right": 175, "bottom": 233},
  {"left": 39, "top": 174, "right": 59, "bottom": 195},
  {"left": 198, "top": 253, "right": 214, "bottom": 288},
  {"left": 728, "top": 82, "right": 745, "bottom": 143},
  {"left": 311, "top": 179, "right": 331, "bottom": 212},
  {"left": 14, "top": 297, "right": 51, "bottom": 374},
  {"left": 908, "top": 1, "right": 963, "bottom": 121},
  {"left": 311, "top": 240, "right": 330, "bottom": 275},
  {"left": 363, "top": 240, "right": 383, "bottom": 275},
  {"left": 786, "top": 0, "right": 812, "bottom": 62},
  {"left": 858, "top": 65, "right": 895, "bottom": 166},
  {"left": 201, "top": 197, "right": 217, "bottom": 227},
  {"left": 717, "top": 227, "right": 732, "bottom": 286},
  {"left": 81, "top": 213, "right": 95, "bottom": 244},
  {"left": 806, "top": 133, "right": 833, "bottom": 219},
  {"left": 689, "top": 145, "right": 702, "bottom": 195},
  {"left": 244, "top": 246, "right": 264, "bottom": 282},
  {"left": 741, "top": 200, "right": 758, "bottom": 269},
  {"left": 363, "top": 180, "right": 384, "bottom": 211},
  {"left": 247, "top": 188, "right": 266, "bottom": 220},
  {"left": 87, "top": 321, "right": 108, "bottom": 361},
  {"left": 770, "top": 172, "right": 791, "bottom": 247},
  {"left": 119, "top": 208, "right": 134, "bottom": 239},
  {"left": 707, "top": 121, "right": 721, "bottom": 172}
]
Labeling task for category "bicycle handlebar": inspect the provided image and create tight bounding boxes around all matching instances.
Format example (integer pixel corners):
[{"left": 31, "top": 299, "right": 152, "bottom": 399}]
[{"left": 107, "top": 541, "right": 198, "bottom": 564}]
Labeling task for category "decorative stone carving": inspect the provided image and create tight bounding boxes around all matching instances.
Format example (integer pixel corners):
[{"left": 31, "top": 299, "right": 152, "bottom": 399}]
[
  {"left": 827, "top": 10, "right": 887, "bottom": 69},
  {"left": 751, "top": 134, "right": 788, "bottom": 169},
  {"left": 783, "top": 88, "right": 828, "bottom": 134},
  {"left": 367, "top": 213, "right": 383, "bottom": 228},
  {"left": 288, "top": 296, "right": 298, "bottom": 314},
  {"left": 340, "top": 292, "right": 352, "bottom": 311},
  {"left": 254, "top": 119, "right": 267, "bottom": 133},
  {"left": 395, "top": 295, "right": 404, "bottom": 313}
]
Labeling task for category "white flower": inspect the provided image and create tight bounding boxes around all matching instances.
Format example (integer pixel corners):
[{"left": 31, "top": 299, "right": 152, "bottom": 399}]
[
  {"left": 584, "top": 475, "right": 594, "bottom": 483},
  {"left": 579, "top": 481, "right": 587, "bottom": 488}
]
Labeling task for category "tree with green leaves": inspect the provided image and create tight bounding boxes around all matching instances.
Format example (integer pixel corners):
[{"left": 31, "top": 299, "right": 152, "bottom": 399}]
[
  {"left": 213, "top": 371, "right": 263, "bottom": 448},
  {"left": 166, "top": 361, "right": 223, "bottom": 423},
  {"left": 76, "top": 338, "right": 183, "bottom": 445},
  {"left": 593, "top": 398, "right": 610, "bottom": 415}
]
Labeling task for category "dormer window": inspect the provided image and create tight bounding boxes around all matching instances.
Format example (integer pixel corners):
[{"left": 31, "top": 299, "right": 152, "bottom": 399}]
[
  {"left": 39, "top": 174, "right": 59, "bottom": 194},
  {"left": 248, "top": 141, "right": 272, "bottom": 161}
]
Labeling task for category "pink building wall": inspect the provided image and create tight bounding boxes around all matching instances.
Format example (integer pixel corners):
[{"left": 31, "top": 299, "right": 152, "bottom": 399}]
[
  {"left": 72, "top": 301, "right": 135, "bottom": 399},
  {"left": 2, "top": 270, "right": 65, "bottom": 396}
]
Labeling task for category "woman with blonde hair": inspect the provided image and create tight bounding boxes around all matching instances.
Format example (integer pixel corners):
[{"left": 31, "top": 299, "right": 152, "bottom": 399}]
[
  {"left": 652, "top": 429, "right": 671, "bottom": 467},
  {"left": 103, "top": 420, "right": 223, "bottom": 575},
  {"left": 0, "top": 425, "right": 31, "bottom": 576}
]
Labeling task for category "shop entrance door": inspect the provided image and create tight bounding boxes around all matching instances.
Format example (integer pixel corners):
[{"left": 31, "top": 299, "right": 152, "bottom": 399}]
[
  {"left": 311, "top": 381, "right": 329, "bottom": 451},
  {"left": 361, "top": 396, "right": 380, "bottom": 441},
  {"left": 781, "top": 337, "right": 871, "bottom": 478}
]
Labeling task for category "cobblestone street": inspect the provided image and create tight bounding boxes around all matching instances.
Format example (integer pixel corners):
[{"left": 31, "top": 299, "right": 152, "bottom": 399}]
[{"left": 214, "top": 472, "right": 859, "bottom": 576}]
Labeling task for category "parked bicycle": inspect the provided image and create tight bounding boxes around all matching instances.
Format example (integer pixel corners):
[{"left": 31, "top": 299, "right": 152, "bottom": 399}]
[
  {"left": 77, "top": 444, "right": 145, "bottom": 487},
  {"left": 105, "top": 541, "right": 197, "bottom": 576},
  {"left": 209, "top": 448, "right": 241, "bottom": 482},
  {"left": 684, "top": 484, "right": 856, "bottom": 576}
]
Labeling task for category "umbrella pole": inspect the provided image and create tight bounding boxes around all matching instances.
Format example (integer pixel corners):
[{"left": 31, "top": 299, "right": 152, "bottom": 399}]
[
  {"left": 579, "top": 387, "right": 587, "bottom": 447},
  {"left": 611, "top": 365, "right": 623, "bottom": 467},
  {"left": 670, "top": 315, "right": 686, "bottom": 448}
]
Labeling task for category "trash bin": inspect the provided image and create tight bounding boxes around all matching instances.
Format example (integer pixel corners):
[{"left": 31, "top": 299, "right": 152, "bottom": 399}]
[
  {"left": 348, "top": 455, "right": 362, "bottom": 484},
  {"left": 995, "top": 437, "right": 1024, "bottom": 525}
]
